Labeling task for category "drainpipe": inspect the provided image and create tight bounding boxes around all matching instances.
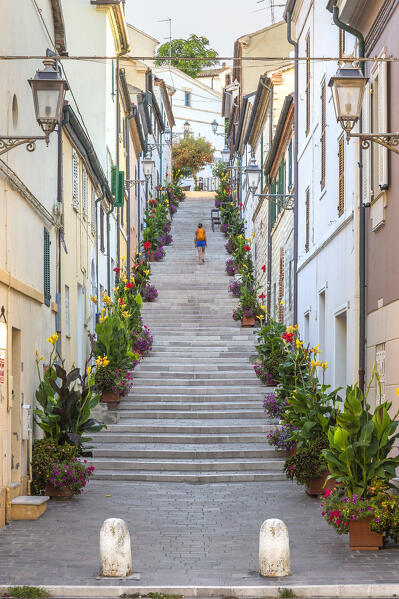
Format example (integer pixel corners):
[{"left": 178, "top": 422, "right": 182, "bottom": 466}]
[
  {"left": 332, "top": 3, "right": 366, "bottom": 392},
  {"left": 56, "top": 121, "right": 63, "bottom": 357},
  {"left": 95, "top": 185, "right": 106, "bottom": 310},
  {"left": 137, "top": 152, "right": 142, "bottom": 247},
  {"left": 126, "top": 111, "right": 136, "bottom": 279},
  {"left": 286, "top": 9, "right": 299, "bottom": 325},
  {"left": 116, "top": 57, "right": 121, "bottom": 273}
]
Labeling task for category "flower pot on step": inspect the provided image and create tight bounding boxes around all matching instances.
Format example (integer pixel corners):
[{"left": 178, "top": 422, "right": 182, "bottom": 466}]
[
  {"left": 306, "top": 470, "right": 336, "bottom": 496},
  {"left": 45, "top": 484, "right": 73, "bottom": 500},
  {"left": 150, "top": 250, "right": 158, "bottom": 262},
  {"left": 349, "top": 517, "right": 383, "bottom": 551},
  {"left": 101, "top": 391, "right": 120, "bottom": 407},
  {"left": 241, "top": 316, "right": 255, "bottom": 327},
  {"left": 286, "top": 443, "right": 297, "bottom": 458}
]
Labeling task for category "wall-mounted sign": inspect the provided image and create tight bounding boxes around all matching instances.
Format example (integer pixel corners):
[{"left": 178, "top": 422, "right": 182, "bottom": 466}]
[
  {"left": 0, "top": 322, "right": 7, "bottom": 350},
  {"left": 0, "top": 349, "right": 5, "bottom": 385}
]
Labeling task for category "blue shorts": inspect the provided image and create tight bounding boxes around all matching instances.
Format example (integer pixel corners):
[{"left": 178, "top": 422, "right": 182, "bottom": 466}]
[{"left": 196, "top": 241, "right": 206, "bottom": 248}]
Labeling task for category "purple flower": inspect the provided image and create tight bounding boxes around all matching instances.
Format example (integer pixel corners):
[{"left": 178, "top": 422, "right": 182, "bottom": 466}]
[
  {"left": 228, "top": 278, "right": 241, "bottom": 297},
  {"left": 267, "top": 423, "right": 296, "bottom": 451},
  {"left": 142, "top": 284, "right": 158, "bottom": 302},
  {"left": 263, "top": 392, "right": 287, "bottom": 417},
  {"left": 225, "top": 259, "right": 235, "bottom": 276}
]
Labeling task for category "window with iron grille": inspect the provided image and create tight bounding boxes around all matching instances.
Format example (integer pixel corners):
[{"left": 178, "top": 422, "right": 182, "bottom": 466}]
[
  {"left": 99, "top": 205, "right": 105, "bottom": 253},
  {"left": 44, "top": 227, "right": 51, "bottom": 306},
  {"left": 305, "top": 32, "right": 311, "bottom": 137},
  {"left": 320, "top": 80, "right": 326, "bottom": 190},
  {"left": 91, "top": 188, "right": 96, "bottom": 235},
  {"left": 338, "top": 135, "right": 345, "bottom": 216},
  {"left": 305, "top": 187, "right": 310, "bottom": 253},
  {"left": 82, "top": 166, "right": 87, "bottom": 219},
  {"left": 72, "top": 148, "right": 79, "bottom": 211}
]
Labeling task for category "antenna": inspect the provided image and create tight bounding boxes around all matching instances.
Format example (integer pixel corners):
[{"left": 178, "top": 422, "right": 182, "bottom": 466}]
[{"left": 158, "top": 17, "right": 172, "bottom": 58}]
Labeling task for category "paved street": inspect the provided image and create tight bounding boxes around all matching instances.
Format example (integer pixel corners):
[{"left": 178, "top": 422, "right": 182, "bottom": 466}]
[{"left": 1, "top": 479, "right": 399, "bottom": 587}]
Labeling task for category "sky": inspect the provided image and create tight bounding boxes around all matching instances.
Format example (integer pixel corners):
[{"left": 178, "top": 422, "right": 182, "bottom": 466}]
[{"left": 125, "top": 0, "right": 285, "bottom": 59}]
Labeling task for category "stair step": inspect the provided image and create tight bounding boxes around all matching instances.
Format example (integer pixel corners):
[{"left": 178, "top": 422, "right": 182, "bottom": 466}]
[
  {"left": 91, "top": 457, "right": 285, "bottom": 472},
  {"left": 92, "top": 471, "right": 286, "bottom": 482}
]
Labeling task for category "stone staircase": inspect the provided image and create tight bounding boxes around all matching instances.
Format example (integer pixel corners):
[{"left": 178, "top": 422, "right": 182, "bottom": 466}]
[{"left": 91, "top": 195, "right": 285, "bottom": 482}]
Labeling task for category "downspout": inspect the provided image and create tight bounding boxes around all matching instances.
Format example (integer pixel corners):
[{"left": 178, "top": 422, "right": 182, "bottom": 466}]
[
  {"left": 126, "top": 111, "right": 136, "bottom": 279},
  {"left": 116, "top": 57, "right": 121, "bottom": 273},
  {"left": 332, "top": 3, "right": 366, "bottom": 392},
  {"left": 137, "top": 152, "right": 142, "bottom": 247},
  {"left": 286, "top": 9, "right": 299, "bottom": 325},
  {"left": 56, "top": 121, "right": 63, "bottom": 357},
  {"left": 106, "top": 205, "right": 114, "bottom": 293}
]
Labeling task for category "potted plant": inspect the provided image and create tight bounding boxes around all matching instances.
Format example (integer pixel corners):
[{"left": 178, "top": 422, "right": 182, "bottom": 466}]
[
  {"left": 267, "top": 423, "right": 297, "bottom": 455},
  {"left": 142, "top": 284, "right": 158, "bottom": 302},
  {"left": 284, "top": 436, "right": 335, "bottom": 495},
  {"left": 254, "top": 320, "right": 286, "bottom": 386},
  {"left": 31, "top": 439, "right": 80, "bottom": 495},
  {"left": 45, "top": 458, "right": 95, "bottom": 500}
]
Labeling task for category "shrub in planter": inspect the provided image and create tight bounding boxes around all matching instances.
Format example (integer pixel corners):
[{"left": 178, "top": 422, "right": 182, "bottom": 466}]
[
  {"left": 225, "top": 259, "right": 235, "bottom": 276},
  {"left": 267, "top": 423, "right": 296, "bottom": 452},
  {"left": 31, "top": 439, "right": 80, "bottom": 495},
  {"left": 142, "top": 284, "right": 158, "bottom": 302},
  {"left": 254, "top": 362, "right": 276, "bottom": 386},
  {"left": 232, "top": 305, "right": 256, "bottom": 322},
  {"left": 47, "top": 457, "right": 95, "bottom": 496},
  {"left": 228, "top": 278, "right": 241, "bottom": 297},
  {"left": 255, "top": 320, "right": 286, "bottom": 386},
  {"left": 94, "top": 365, "right": 133, "bottom": 397},
  {"left": 284, "top": 436, "right": 329, "bottom": 487},
  {"left": 263, "top": 392, "right": 287, "bottom": 419},
  {"left": 154, "top": 246, "right": 165, "bottom": 261}
]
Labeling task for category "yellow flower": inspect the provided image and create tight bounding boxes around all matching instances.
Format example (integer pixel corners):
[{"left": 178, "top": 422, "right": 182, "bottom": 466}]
[
  {"left": 311, "top": 359, "right": 316, "bottom": 369},
  {"left": 121, "top": 255, "right": 126, "bottom": 261},
  {"left": 312, "top": 344, "right": 321, "bottom": 355},
  {"left": 138, "top": 252, "right": 142, "bottom": 256},
  {"left": 260, "top": 305, "right": 267, "bottom": 312},
  {"left": 39, "top": 356, "right": 44, "bottom": 362},
  {"left": 395, "top": 388, "right": 399, "bottom": 397},
  {"left": 47, "top": 333, "right": 58, "bottom": 345},
  {"left": 280, "top": 300, "right": 285, "bottom": 305},
  {"left": 35, "top": 349, "right": 39, "bottom": 357},
  {"left": 87, "top": 366, "right": 92, "bottom": 376},
  {"left": 122, "top": 311, "right": 131, "bottom": 319},
  {"left": 246, "top": 237, "right": 251, "bottom": 242},
  {"left": 322, "top": 362, "right": 329, "bottom": 371},
  {"left": 144, "top": 270, "right": 150, "bottom": 276},
  {"left": 95, "top": 355, "right": 110, "bottom": 368},
  {"left": 90, "top": 295, "right": 98, "bottom": 304},
  {"left": 98, "top": 316, "right": 108, "bottom": 323},
  {"left": 257, "top": 314, "right": 265, "bottom": 320},
  {"left": 296, "top": 339, "right": 304, "bottom": 349},
  {"left": 237, "top": 234, "right": 243, "bottom": 240}
]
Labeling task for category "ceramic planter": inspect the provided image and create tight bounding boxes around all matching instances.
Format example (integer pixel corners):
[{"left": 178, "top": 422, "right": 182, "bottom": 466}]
[
  {"left": 45, "top": 484, "right": 73, "bottom": 500},
  {"left": 241, "top": 316, "right": 255, "bottom": 327},
  {"left": 101, "top": 391, "right": 120, "bottom": 407},
  {"left": 349, "top": 517, "right": 383, "bottom": 551},
  {"left": 306, "top": 470, "right": 336, "bottom": 496}
]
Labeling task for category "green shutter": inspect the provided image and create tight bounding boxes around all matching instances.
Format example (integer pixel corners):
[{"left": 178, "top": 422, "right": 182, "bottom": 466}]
[
  {"left": 270, "top": 178, "right": 277, "bottom": 228},
  {"left": 288, "top": 140, "right": 293, "bottom": 188},
  {"left": 114, "top": 170, "right": 125, "bottom": 208},
  {"left": 44, "top": 227, "right": 51, "bottom": 307},
  {"left": 277, "top": 158, "right": 285, "bottom": 214},
  {"left": 111, "top": 165, "right": 119, "bottom": 198}
]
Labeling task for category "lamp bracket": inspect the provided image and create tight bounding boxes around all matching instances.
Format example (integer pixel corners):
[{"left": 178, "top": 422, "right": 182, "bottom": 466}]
[
  {"left": 125, "top": 179, "right": 146, "bottom": 189},
  {"left": 348, "top": 132, "right": 399, "bottom": 154},
  {"left": 0, "top": 306, "right": 7, "bottom": 323},
  {"left": 0, "top": 135, "right": 47, "bottom": 156},
  {"left": 254, "top": 193, "right": 295, "bottom": 210}
]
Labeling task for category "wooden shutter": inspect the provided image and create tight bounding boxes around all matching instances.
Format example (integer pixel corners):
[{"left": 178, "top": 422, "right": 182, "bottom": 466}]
[
  {"left": 305, "top": 188, "right": 310, "bottom": 253},
  {"left": 82, "top": 166, "right": 87, "bottom": 218},
  {"left": 277, "top": 158, "right": 285, "bottom": 214},
  {"left": 378, "top": 56, "right": 388, "bottom": 189},
  {"left": 338, "top": 135, "right": 345, "bottom": 216},
  {"left": 278, "top": 248, "right": 284, "bottom": 322},
  {"left": 305, "top": 32, "right": 311, "bottom": 137},
  {"left": 91, "top": 188, "right": 96, "bottom": 235},
  {"left": 44, "top": 227, "right": 51, "bottom": 306},
  {"left": 320, "top": 80, "right": 326, "bottom": 190},
  {"left": 362, "top": 82, "right": 371, "bottom": 204},
  {"left": 72, "top": 149, "right": 79, "bottom": 211},
  {"left": 288, "top": 140, "right": 293, "bottom": 189}
]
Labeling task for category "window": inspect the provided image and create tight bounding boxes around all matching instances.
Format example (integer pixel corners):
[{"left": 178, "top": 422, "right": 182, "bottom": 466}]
[
  {"left": 82, "top": 166, "right": 87, "bottom": 219},
  {"left": 305, "top": 187, "right": 310, "bottom": 253},
  {"left": 65, "top": 285, "right": 70, "bottom": 337},
  {"left": 371, "top": 57, "right": 388, "bottom": 195},
  {"left": 338, "top": 135, "right": 345, "bottom": 216},
  {"left": 339, "top": 28, "right": 345, "bottom": 58},
  {"left": 184, "top": 91, "right": 191, "bottom": 107},
  {"left": 278, "top": 248, "right": 284, "bottom": 322},
  {"left": 91, "top": 188, "right": 96, "bottom": 235},
  {"left": 320, "top": 80, "right": 326, "bottom": 190},
  {"left": 305, "top": 32, "right": 311, "bottom": 136},
  {"left": 72, "top": 148, "right": 79, "bottom": 211},
  {"left": 43, "top": 228, "right": 51, "bottom": 306},
  {"left": 99, "top": 205, "right": 105, "bottom": 252}
]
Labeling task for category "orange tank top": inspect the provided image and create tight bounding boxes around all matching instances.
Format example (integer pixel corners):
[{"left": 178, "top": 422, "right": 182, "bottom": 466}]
[{"left": 196, "top": 228, "right": 205, "bottom": 241}]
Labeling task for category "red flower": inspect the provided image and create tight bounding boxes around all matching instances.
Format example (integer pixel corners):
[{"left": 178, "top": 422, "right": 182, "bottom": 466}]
[
  {"left": 243, "top": 245, "right": 250, "bottom": 251},
  {"left": 261, "top": 264, "right": 266, "bottom": 273},
  {"left": 151, "top": 199, "right": 156, "bottom": 205},
  {"left": 259, "top": 293, "right": 266, "bottom": 300},
  {"left": 282, "top": 331, "right": 294, "bottom": 343},
  {"left": 113, "top": 267, "right": 120, "bottom": 273},
  {"left": 324, "top": 489, "right": 332, "bottom": 499},
  {"left": 119, "top": 298, "right": 124, "bottom": 305},
  {"left": 239, "top": 203, "right": 243, "bottom": 209},
  {"left": 151, "top": 208, "right": 156, "bottom": 213},
  {"left": 143, "top": 242, "right": 151, "bottom": 250},
  {"left": 226, "top": 187, "right": 231, "bottom": 194},
  {"left": 126, "top": 282, "right": 134, "bottom": 289}
]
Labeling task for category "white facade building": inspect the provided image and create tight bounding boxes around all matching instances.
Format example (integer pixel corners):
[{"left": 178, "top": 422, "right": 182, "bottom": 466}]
[{"left": 154, "top": 66, "right": 224, "bottom": 190}]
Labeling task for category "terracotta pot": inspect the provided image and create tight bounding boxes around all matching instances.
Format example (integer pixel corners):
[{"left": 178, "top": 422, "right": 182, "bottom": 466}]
[
  {"left": 286, "top": 443, "right": 297, "bottom": 458},
  {"left": 45, "top": 484, "right": 73, "bottom": 500},
  {"left": 150, "top": 250, "right": 158, "bottom": 262},
  {"left": 101, "top": 391, "right": 120, "bottom": 406},
  {"left": 241, "top": 316, "right": 255, "bottom": 327},
  {"left": 306, "top": 470, "right": 337, "bottom": 497},
  {"left": 349, "top": 517, "right": 383, "bottom": 551}
]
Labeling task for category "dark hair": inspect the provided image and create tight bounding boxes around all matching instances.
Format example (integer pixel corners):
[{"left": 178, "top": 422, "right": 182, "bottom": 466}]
[{"left": 198, "top": 223, "right": 203, "bottom": 228}]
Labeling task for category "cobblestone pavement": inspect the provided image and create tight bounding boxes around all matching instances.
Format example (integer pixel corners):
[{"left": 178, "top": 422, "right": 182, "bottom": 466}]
[{"left": 1, "top": 480, "right": 399, "bottom": 586}]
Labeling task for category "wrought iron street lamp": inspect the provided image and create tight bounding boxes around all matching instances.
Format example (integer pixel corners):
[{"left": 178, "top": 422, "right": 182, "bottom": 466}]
[
  {"left": 211, "top": 119, "right": 225, "bottom": 137},
  {"left": 245, "top": 153, "right": 261, "bottom": 194},
  {"left": 221, "top": 145, "right": 230, "bottom": 166},
  {"left": 142, "top": 155, "right": 155, "bottom": 179},
  {"left": 330, "top": 61, "right": 399, "bottom": 154},
  {"left": 0, "top": 57, "right": 67, "bottom": 156},
  {"left": 183, "top": 120, "right": 190, "bottom": 137}
]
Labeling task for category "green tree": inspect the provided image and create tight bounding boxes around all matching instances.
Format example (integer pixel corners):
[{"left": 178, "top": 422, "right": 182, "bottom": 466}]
[
  {"left": 173, "top": 136, "right": 214, "bottom": 187},
  {"left": 155, "top": 34, "right": 218, "bottom": 78}
]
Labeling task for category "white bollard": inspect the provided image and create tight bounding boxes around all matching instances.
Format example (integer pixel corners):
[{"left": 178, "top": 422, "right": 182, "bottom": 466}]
[
  {"left": 259, "top": 518, "right": 290, "bottom": 577},
  {"left": 99, "top": 518, "right": 132, "bottom": 577}
]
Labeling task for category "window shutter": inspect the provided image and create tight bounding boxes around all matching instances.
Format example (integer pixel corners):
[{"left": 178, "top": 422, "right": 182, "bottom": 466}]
[
  {"left": 270, "top": 178, "right": 277, "bottom": 228},
  {"left": 82, "top": 166, "right": 87, "bottom": 218},
  {"left": 99, "top": 206, "right": 105, "bottom": 252},
  {"left": 338, "top": 135, "right": 345, "bottom": 216},
  {"left": 305, "top": 188, "right": 310, "bottom": 253},
  {"left": 72, "top": 149, "right": 79, "bottom": 211},
  {"left": 114, "top": 171, "right": 125, "bottom": 208},
  {"left": 277, "top": 158, "right": 285, "bottom": 213},
  {"left": 91, "top": 188, "right": 96, "bottom": 235},
  {"left": 44, "top": 227, "right": 51, "bottom": 306},
  {"left": 362, "top": 83, "right": 371, "bottom": 204},
  {"left": 111, "top": 165, "right": 119, "bottom": 199},
  {"left": 288, "top": 140, "right": 293, "bottom": 189},
  {"left": 305, "top": 32, "right": 311, "bottom": 136},
  {"left": 378, "top": 56, "right": 388, "bottom": 189},
  {"left": 320, "top": 80, "right": 326, "bottom": 190}
]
